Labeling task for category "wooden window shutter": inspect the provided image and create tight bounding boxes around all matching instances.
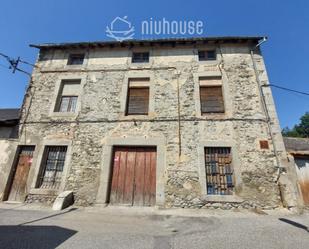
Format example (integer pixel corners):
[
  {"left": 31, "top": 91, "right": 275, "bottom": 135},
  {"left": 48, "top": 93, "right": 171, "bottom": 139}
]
[
  {"left": 126, "top": 87, "right": 149, "bottom": 115},
  {"left": 200, "top": 86, "right": 224, "bottom": 113}
]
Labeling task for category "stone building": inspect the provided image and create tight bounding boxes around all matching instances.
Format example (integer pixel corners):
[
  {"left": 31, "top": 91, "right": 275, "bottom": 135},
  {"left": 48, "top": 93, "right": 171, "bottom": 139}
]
[
  {"left": 0, "top": 108, "right": 20, "bottom": 201},
  {"left": 0, "top": 37, "right": 301, "bottom": 209},
  {"left": 283, "top": 137, "right": 309, "bottom": 206}
]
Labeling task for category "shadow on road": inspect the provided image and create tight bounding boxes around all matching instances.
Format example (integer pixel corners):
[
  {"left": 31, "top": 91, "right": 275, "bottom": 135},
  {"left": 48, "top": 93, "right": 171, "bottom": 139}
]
[
  {"left": 0, "top": 225, "right": 77, "bottom": 249},
  {"left": 279, "top": 218, "right": 309, "bottom": 232},
  {"left": 19, "top": 207, "right": 78, "bottom": 225}
]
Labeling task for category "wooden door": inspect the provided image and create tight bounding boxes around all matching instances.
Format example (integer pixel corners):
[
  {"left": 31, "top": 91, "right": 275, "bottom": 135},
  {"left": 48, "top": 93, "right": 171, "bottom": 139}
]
[
  {"left": 8, "top": 146, "right": 34, "bottom": 202},
  {"left": 110, "top": 147, "right": 156, "bottom": 206},
  {"left": 294, "top": 155, "right": 309, "bottom": 205}
]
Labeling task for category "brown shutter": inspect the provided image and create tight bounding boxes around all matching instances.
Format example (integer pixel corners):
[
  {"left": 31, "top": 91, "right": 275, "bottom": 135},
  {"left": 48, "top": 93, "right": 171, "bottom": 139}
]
[
  {"left": 200, "top": 86, "right": 224, "bottom": 113},
  {"left": 127, "top": 87, "right": 149, "bottom": 115}
]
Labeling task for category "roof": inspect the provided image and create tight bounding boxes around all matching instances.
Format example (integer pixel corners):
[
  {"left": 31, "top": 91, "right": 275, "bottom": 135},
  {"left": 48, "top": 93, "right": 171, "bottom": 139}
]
[
  {"left": 283, "top": 137, "right": 309, "bottom": 154},
  {"left": 30, "top": 36, "right": 266, "bottom": 49},
  {"left": 0, "top": 108, "right": 20, "bottom": 122}
]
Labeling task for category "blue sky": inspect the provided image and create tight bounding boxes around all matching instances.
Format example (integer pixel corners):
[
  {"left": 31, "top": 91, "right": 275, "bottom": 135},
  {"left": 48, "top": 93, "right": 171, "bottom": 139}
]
[{"left": 0, "top": 0, "right": 308, "bottom": 128}]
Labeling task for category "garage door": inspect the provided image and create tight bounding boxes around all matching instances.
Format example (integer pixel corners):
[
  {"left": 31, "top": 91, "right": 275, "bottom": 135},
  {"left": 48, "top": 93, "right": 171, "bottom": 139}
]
[{"left": 110, "top": 146, "right": 156, "bottom": 206}]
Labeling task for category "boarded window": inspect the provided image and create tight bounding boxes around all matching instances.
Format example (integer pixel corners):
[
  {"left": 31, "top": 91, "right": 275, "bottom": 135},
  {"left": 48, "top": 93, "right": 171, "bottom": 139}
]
[
  {"left": 199, "top": 76, "right": 224, "bottom": 114},
  {"left": 205, "top": 147, "right": 234, "bottom": 195},
  {"left": 132, "top": 52, "right": 149, "bottom": 63},
  {"left": 126, "top": 78, "right": 150, "bottom": 115},
  {"left": 126, "top": 88, "right": 149, "bottom": 115},
  {"left": 200, "top": 86, "right": 224, "bottom": 113},
  {"left": 198, "top": 50, "right": 216, "bottom": 61},
  {"left": 37, "top": 146, "right": 67, "bottom": 189},
  {"left": 67, "top": 54, "right": 84, "bottom": 65},
  {"left": 55, "top": 80, "right": 80, "bottom": 112}
]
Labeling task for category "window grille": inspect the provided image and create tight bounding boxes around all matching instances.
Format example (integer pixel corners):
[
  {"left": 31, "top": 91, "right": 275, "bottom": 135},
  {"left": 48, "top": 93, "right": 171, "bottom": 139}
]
[
  {"left": 205, "top": 147, "right": 234, "bottom": 195},
  {"left": 37, "top": 146, "right": 67, "bottom": 189}
]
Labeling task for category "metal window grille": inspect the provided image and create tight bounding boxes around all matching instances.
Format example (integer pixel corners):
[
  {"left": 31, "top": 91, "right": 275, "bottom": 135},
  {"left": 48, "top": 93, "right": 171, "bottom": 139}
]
[
  {"left": 38, "top": 146, "right": 67, "bottom": 189},
  {"left": 205, "top": 147, "right": 234, "bottom": 195},
  {"left": 132, "top": 52, "right": 149, "bottom": 63}
]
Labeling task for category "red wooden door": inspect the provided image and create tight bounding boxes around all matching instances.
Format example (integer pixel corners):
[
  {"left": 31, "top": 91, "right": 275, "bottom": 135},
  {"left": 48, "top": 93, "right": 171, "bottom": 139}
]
[
  {"left": 8, "top": 147, "right": 34, "bottom": 202},
  {"left": 110, "top": 147, "right": 156, "bottom": 206}
]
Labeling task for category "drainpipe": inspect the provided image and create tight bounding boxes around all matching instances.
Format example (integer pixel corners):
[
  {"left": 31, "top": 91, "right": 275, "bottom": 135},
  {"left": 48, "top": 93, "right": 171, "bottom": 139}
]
[
  {"left": 175, "top": 70, "right": 182, "bottom": 157},
  {"left": 250, "top": 37, "right": 282, "bottom": 186}
]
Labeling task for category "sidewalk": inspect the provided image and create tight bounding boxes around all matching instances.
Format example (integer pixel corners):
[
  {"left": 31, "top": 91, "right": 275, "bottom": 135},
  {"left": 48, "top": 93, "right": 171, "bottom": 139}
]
[{"left": 0, "top": 201, "right": 301, "bottom": 218}]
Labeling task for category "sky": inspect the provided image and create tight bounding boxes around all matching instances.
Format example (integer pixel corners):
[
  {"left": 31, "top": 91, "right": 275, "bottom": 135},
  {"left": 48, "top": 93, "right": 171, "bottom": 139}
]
[{"left": 0, "top": 0, "right": 308, "bottom": 128}]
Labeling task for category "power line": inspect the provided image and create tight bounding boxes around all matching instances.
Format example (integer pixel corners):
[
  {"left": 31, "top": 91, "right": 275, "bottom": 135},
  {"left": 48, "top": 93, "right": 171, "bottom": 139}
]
[
  {"left": 263, "top": 84, "right": 309, "bottom": 96},
  {"left": 0, "top": 52, "right": 34, "bottom": 76}
]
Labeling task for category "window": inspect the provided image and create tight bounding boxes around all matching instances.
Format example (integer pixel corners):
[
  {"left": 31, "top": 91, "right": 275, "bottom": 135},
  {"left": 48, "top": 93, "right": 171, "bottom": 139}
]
[
  {"left": 59, "top": 96, "right": 78, "bottom": 112},
  {"left": 37, "top": 146, "right": 67, "bottom": 189},
  {"left": 205, "top": 147, "right": 234, "bottom": 195},
  {"left": 67, "top": 54, "right": 84, "bottom": 65},
  {"left": 55, "top": 80, "right": 80, "bottom": 113},
  {"left": 199, "top": 77, "right": 224, "bottom": 114},
  {"left": 198, "top": 50, "right": 216, "bottom": 61},
  {"left": 126, "top": 78, "right": 150, "bottom": 115},
  {"left": 132, "top": 52, "right": 149, "bottom": 63}
]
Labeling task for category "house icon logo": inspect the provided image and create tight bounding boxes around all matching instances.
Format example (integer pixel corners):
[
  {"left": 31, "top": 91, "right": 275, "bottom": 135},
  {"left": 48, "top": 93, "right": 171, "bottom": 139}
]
[{"left": 106, "top": 16, "right": 135, "bottom": 41}]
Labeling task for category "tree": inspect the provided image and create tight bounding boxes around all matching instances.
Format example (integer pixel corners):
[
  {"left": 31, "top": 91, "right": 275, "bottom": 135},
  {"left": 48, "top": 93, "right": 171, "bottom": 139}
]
[{"left": 282, "top": 112, "right": 309, "bottom": 138}]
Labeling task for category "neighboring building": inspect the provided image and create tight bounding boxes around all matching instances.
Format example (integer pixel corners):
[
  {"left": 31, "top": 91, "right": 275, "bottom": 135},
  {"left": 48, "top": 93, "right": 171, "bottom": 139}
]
[
  {"left": 0, "top": 37, "right": 301, "bottom": 209},
  {"left": 0, "top": 109, "right": 19, "bottom": 139},
  {"left": 284, "top": 137, "right": 309, "bottom": 205},
  {"left": 0, "top": 108, "right": 19, "bottom": 200}
]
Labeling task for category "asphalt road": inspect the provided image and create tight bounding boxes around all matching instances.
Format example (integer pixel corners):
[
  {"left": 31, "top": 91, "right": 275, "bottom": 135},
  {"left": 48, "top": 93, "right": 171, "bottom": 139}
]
[{"left": 0, "top": 205, "right": 308, "bottom": 249}]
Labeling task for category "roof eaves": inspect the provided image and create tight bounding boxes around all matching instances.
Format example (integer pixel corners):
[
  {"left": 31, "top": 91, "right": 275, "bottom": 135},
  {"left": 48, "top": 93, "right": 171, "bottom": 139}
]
[{"left": 30, "top": 36, "right": 266, "bottom": 49}]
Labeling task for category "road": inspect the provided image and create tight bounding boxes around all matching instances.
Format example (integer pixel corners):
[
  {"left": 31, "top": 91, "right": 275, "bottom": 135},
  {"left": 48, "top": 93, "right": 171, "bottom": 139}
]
[{"left": 0, "top": 204, "right": 308, "bottom": 249}]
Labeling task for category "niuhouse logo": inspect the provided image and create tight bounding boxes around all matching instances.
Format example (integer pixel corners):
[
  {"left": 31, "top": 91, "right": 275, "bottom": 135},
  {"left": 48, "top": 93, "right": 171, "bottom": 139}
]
[
  {"left": 141, "top": 18, "right": 204, "bottom": 36},
  {"left": 106, "top": 16, "right": 204, "bottom": 41},
  {"left": 106, "top": 16, "right": 135, "bottom": 41}
]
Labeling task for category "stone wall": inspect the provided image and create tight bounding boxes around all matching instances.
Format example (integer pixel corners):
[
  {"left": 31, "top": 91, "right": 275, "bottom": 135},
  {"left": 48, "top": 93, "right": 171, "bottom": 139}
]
[{"left": 18, "top": 42, "right": 298, "bottom": 208}]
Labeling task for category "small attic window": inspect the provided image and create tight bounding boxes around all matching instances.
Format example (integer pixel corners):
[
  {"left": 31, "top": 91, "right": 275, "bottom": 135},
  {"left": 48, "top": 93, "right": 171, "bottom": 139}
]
[
  {"left": 67, "top": 54, "right": 84, "bottom": 65},
  {"left": 132, "top": 52, "right": 149, "bottom": 63},
  {"left": 198, "top": 50, "right": 216, "bottom": 61}
]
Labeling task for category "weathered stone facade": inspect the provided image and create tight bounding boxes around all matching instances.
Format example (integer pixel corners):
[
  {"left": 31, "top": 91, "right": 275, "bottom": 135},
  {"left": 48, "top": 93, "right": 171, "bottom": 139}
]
[{"left": 1, "top": 37, "right": 301, "bottom": 209}]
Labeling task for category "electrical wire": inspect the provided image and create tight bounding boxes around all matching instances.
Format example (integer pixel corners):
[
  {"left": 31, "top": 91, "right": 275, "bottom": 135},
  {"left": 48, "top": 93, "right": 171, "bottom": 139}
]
[
  {"left": 264, "top": 84, "right": 309, "bottom": 96},
  {"left": 0, "top": 51, "right": 33, "bottom": 76}
]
